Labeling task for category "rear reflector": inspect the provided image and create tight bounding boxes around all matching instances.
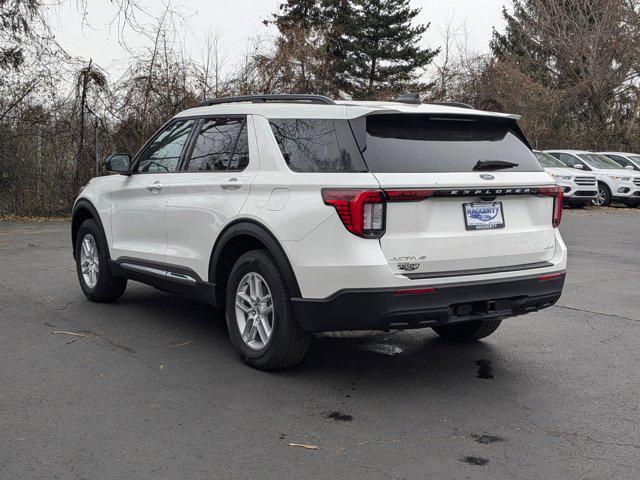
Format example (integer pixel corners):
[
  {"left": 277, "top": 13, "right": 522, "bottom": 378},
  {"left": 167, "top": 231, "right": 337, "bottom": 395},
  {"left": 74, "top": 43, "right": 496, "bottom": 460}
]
[
  {"left": 538, "top": 273, "right": 564, "bottom": 282},
  {"left": 394, "top": 287, "right": 438, "bottom": 295}
]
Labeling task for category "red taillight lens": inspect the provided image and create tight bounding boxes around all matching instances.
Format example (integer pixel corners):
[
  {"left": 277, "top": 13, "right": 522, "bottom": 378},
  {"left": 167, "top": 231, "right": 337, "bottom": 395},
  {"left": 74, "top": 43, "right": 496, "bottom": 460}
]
[
  {"left": 322, "top": 189, "right": 386, "bottom": 238},
  {"left": 322, "top": 188, "right": 434, "bottom": 238},
  {"left": 538, "top": 185, "right": 564, "bottom": 228},
  {"left": 385, "top": 189, "right": 435, "bottom": 202}
]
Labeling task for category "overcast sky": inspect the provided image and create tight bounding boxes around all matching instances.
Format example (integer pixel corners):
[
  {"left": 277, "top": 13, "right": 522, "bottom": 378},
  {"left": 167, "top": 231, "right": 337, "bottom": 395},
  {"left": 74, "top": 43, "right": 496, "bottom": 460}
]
[{"left": 46, "top": 0, "right": 509, "bottom": 80}]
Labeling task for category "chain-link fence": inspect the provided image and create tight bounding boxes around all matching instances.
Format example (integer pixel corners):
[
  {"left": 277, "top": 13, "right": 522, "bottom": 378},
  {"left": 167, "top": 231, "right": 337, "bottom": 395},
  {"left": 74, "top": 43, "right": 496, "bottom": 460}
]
[
  {"left": 1, "top": 119, "right": 638, "bottom": 218},
  {"left": 0, "top": 121, "right": 109, "bottom": 217}
]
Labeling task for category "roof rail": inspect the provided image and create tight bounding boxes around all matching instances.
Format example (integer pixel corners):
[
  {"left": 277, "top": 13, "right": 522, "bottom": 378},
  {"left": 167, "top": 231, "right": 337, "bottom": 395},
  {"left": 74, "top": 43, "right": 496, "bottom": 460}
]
[{"left": 197, "top": 94, "right": 336, "bottom": 107}]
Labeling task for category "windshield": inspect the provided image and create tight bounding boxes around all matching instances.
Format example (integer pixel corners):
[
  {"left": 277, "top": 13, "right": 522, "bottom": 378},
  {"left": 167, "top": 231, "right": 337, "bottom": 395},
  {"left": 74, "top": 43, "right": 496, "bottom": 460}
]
[
  {"left": 534, "top": 151, "right": 566, "bottom": 168},
  {"left": 578, "top": 153, "right": 622, "bottom": 169},
  {"left": 628, "top": 155, "right": 640, "bottom": 165},
  {"left": 361, "top": 114, "right": 542, "bottom": 173}
]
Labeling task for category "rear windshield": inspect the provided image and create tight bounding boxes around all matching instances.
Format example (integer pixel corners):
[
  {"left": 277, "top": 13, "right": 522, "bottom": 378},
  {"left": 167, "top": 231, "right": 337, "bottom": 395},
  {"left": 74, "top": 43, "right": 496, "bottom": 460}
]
[{"left": 362, "top": 114, "right": 542, "bottom": 173}]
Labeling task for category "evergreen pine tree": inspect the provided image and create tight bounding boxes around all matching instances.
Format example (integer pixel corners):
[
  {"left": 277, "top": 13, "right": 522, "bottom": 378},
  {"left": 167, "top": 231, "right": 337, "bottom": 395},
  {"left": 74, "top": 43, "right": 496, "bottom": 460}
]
[{"left": 337, "top": 0, "right": 438, "bottom": 99}]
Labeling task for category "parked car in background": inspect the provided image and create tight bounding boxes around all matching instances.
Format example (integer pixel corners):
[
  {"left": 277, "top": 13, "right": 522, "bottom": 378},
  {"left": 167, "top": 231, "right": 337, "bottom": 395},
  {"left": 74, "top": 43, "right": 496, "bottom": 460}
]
[
  {"left": 545, "top": 150, "right": 640, "bottom": 207},
  {"left": 71, "top": 94, "right": 568, "bottom": 370},
  {"left": 533, "top": 150, "right": 597, "bottom": 207},
  {"left": 598, "top": 152, "right": 640, "bottom": 172}
]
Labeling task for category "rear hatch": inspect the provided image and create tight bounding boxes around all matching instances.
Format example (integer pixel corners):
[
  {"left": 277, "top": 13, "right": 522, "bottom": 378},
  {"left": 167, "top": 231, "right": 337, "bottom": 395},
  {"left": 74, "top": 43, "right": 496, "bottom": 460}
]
[{"left": 358, "top": 113, "right": 559, "bottom": 277}]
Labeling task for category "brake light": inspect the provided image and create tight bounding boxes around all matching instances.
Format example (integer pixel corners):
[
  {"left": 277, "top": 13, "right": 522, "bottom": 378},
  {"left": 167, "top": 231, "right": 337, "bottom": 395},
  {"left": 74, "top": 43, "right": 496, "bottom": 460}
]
[
  {"left": 385, "top": 189, "right": 435, "bottom": 202},
  {"left": 322, "top": 189, "right": 386, "bottom": 238},
  {"left": 538, "top": 185, "right": 564, "bottom": 228}
]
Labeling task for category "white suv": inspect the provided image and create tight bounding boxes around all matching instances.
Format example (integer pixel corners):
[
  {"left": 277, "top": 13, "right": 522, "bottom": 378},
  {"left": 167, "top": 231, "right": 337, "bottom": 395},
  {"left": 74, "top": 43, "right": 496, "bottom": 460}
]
[
  {"left": 533, "top": 150, "right": 597, "bottom": 207},
  {"left": 72, "top": 94, "right": 567, "bottom": 370},
  {"left": 545, "top": 150, "right": 640, "bottom": 207},
  {"left": 598, "top": 152, "right": 640, "bottom": 172}
]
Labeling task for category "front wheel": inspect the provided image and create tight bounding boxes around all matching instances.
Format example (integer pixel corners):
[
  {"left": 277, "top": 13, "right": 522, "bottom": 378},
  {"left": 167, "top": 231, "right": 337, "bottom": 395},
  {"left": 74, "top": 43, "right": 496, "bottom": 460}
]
[
  {"left": 75, "top": 219, "right": 127, "bottom": 302},
  {"left": 592, "top": 183, "right": 612, "bottom": 206},
  {"left": 432, "top": 319, "right": 502, "bottom": 342},
  {"left": 225, "top": 250, "right": 311, "bottom": 370}
]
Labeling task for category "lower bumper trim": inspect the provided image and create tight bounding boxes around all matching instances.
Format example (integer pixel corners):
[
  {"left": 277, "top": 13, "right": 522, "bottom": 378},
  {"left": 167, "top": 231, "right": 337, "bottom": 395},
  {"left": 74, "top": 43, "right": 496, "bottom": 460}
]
[{"left": 292, "top": 273, "right": 565, "bottom": 333}]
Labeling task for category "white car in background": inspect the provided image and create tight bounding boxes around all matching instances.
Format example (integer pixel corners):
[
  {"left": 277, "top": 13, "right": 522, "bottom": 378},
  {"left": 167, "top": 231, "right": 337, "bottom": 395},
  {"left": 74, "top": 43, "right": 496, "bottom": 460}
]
[
  {"left": 545, "top": 150, "right": 640, "bottom": 207},
  {"left": 533, "top": 150, "right": 597, "bottom": 207},
  {"left": 598, "top": 152, "right": 640, "bottom": 172}
]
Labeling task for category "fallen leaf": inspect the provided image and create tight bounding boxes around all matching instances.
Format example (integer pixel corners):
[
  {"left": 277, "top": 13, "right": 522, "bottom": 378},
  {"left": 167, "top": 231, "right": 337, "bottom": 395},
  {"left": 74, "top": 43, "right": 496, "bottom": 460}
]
[{"left": 289, "top": 443, "right": 318, "bottom": 450}]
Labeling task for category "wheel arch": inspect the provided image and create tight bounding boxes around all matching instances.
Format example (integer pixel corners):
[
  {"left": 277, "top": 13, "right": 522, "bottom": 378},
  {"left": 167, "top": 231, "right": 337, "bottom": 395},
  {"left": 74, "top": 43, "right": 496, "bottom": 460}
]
[
  {"left": 71, "top": 199, "right": 109, "bottom": 260},
  {"left": 209, "top": 219, "right": 301, "bottom": 309}
]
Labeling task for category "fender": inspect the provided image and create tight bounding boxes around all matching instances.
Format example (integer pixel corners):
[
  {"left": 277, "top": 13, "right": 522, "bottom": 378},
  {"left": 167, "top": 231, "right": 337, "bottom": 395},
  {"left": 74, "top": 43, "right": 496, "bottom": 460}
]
[
  {"left": 71, "top": 198, "right": 109, "bottom": 260},
  {"left": 209, "top": 219, "right": 302, "bottom": 308}
]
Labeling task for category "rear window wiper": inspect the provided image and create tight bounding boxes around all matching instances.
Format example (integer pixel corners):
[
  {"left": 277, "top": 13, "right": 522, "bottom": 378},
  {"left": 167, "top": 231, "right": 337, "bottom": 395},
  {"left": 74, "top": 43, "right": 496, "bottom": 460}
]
[{"left": 473, "top": 159, "right": 519, "bottom": 171}]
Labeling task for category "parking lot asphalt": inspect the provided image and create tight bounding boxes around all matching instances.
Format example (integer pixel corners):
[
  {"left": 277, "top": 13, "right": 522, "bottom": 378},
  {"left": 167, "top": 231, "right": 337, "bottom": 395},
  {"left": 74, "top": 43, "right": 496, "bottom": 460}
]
[{"left": 1, "top": 207, "right": 639, "bottom": 480}]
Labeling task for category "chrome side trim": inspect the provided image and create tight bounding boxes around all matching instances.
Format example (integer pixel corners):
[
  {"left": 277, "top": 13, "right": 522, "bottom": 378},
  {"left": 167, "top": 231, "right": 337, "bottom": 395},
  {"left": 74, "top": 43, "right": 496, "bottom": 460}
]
[{"left": 120, "top": 263, "right": 197, "bottom": 285}]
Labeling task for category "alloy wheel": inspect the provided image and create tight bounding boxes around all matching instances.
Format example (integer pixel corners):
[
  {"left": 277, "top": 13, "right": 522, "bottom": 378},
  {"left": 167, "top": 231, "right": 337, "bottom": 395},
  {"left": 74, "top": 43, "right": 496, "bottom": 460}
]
[
  {"left": 593, "top": 187, "right": 606, "bottom": 206},
  {"left": 79, "top": 233, "right": 99, "bottom": 288},
  {"left": 235, "top": 272, "right": 274, "bottom": 350}
]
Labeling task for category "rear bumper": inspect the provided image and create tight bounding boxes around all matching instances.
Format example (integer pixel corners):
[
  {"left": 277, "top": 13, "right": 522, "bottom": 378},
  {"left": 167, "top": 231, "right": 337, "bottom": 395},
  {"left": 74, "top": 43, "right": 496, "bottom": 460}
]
[{"left": 292, "top": 273, "right": 565, "bottom": 333}]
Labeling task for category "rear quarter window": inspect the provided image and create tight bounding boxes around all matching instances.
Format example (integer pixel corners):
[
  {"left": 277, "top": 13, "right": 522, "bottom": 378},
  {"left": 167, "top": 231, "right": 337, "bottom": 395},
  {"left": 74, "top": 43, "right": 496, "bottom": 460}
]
[
  {"left": 362, "top": 114, "right": 542, "bottom": 173},
  {"left": 269, "top": 119, "right": 367, "bottom": 173}
]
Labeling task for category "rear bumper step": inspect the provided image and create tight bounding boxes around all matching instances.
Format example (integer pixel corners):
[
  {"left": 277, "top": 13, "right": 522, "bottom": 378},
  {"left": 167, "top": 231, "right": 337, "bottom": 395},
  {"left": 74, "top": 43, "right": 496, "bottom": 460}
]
[{"left": 292, "top": 273, "right": 565, "bottom": 333}]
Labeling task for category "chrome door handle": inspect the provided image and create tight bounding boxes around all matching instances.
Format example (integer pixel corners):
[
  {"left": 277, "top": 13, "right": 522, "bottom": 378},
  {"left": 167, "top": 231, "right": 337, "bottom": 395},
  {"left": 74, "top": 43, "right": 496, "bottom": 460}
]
[
  {"left": 147, "top": 181, "right": 162, "bottom": 192},
  {"left": 221, "top": 178, "right": 241, "bottom": 190}
]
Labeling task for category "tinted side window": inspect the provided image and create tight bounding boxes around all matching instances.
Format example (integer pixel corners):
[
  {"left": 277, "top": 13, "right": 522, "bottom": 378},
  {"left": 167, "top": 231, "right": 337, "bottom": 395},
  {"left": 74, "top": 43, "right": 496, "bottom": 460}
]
[
  {"left": 269, "top": 119, "right": 367, "bottom": 173},
  {"left": 229, "top": 122, "right": 249, "bottom": 171},
  {"left": 137, "top": 120, "right": 195, "bottom": 173},
  {"left": 187, "top": 118, "right": 244, "bottom": 172},
  {"left": 605, "top": 154, "right": 630, "bottom": 167}
]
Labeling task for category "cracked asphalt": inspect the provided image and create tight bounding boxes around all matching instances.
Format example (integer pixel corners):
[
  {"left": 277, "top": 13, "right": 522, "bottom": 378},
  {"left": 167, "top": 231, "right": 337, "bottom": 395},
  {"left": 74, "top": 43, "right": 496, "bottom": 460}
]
[{"left": 1, "top": 207, "right": 639, "bottom": 479}]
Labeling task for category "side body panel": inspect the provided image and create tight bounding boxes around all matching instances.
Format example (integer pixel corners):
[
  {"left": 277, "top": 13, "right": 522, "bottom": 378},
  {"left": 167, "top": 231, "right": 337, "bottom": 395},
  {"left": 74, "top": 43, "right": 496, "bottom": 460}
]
[{"left": 164, "top": 116, "right": 259, "bottom": 278}]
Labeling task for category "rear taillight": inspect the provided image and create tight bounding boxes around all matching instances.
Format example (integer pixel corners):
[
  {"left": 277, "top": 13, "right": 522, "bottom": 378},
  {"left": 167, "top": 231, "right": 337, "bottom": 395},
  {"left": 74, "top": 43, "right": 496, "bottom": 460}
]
[
  {"left": 322, "top": 188, "right": 434, "bottom": 238},
  {"left": 322, "top": 189, "right": 386, "bottom": 238},
  {"left": 538, "top": 185, "right": 564, "bottom": 228},
  {"left": 385, "top": 190, "right": 435, "bottom": 202}
]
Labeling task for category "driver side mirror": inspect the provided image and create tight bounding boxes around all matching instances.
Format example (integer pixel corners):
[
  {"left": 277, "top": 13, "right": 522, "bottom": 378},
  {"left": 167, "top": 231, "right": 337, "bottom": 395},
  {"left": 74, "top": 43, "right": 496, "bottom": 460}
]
[
  {"left": 573, "top": 163, "right": 584, "bottom": 170},
  {"left": 104, "top": 154, "right": 131, "bottom": 175},
  {"left": 624, "top": 165, "right": 634, "bottom": 170}
]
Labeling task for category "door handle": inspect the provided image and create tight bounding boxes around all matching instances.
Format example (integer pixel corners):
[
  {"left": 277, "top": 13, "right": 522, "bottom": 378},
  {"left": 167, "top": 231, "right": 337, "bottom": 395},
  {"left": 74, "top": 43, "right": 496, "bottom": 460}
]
[
  {"left": 221, "top": 178, "right": 241, "bottom": 190},
  {"left": 147, "top": 181, "right": 162, "bottom": 192}
]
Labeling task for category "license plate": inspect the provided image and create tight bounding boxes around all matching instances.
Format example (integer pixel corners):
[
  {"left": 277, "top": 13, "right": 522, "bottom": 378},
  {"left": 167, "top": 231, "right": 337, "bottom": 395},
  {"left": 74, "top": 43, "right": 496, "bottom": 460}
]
[{"left": 463, "top": 202, "right": 505, "bottom": 230}]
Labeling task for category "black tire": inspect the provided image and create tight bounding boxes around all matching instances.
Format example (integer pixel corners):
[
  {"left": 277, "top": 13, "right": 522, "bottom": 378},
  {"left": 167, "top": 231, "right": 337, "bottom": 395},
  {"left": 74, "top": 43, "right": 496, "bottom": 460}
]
[
  {"left": 75, "top": 219, "right": 127, "bottom": 302},
  {"left": 432, "top": 319, "right": 503, "bottom": 342},
  {"left": 225, "top": 250, "right": 311, "bottom": 370},
  {"left": 593, "top": 182, "right": 612, "bottom": 206}
]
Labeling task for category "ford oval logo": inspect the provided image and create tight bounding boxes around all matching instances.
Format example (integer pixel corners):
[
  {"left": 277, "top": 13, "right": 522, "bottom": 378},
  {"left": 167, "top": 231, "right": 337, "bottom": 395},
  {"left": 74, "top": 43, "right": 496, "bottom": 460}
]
[{"left": 480, "top": 174, "right": 495, "bottom": 180}]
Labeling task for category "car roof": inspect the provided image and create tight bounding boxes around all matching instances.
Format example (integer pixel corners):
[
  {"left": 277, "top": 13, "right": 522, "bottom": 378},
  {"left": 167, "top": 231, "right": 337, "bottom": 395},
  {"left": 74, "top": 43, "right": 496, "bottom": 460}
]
[
  {"left": 599, "top": 151, "right": 637, "bottom": 156},
  {"left": 545, "top": 149, "right": 592, "bottom": 155},
  {"left": 174, "top": 100, "right": 521, "bottom": 121}
]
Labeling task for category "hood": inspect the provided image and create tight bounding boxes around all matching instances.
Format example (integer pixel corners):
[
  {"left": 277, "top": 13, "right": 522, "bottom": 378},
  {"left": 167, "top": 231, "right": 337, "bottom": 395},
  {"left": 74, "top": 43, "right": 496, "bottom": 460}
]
[{"left": 544, "top": 167, "right": 592, "bottom": 177}]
